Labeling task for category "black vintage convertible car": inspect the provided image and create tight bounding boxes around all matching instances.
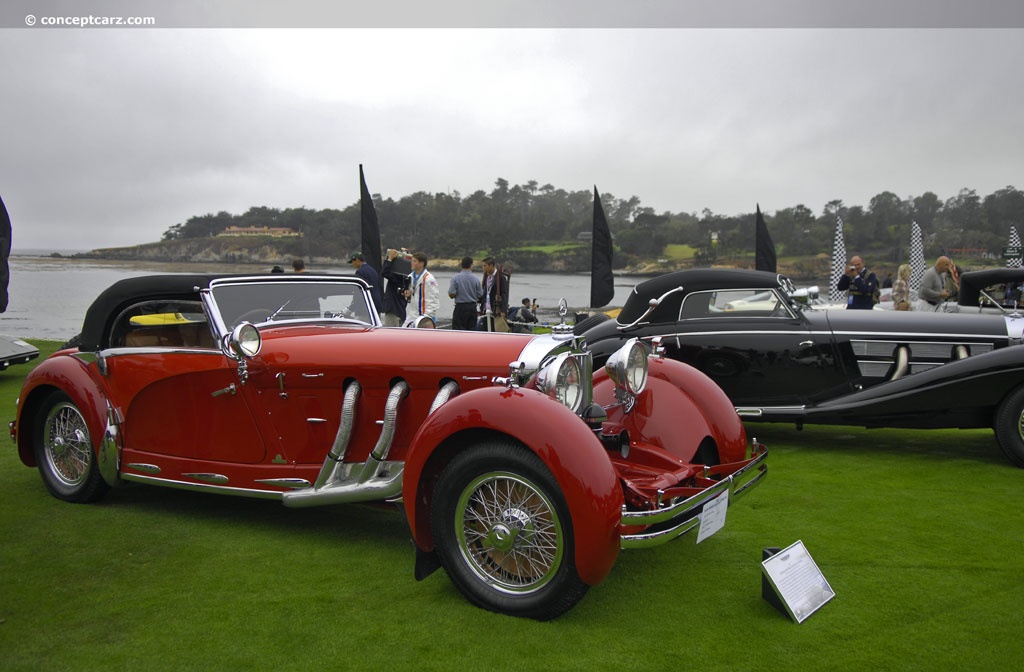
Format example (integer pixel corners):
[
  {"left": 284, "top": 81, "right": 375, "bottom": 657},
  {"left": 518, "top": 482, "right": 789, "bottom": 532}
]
[{"left": 582, "top": 268, "right": 1024, "bottom": 467}]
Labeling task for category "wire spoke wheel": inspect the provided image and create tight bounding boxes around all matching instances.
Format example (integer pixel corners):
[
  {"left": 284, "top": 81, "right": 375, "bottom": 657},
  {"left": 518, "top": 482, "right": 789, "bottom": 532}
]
[
  {"left": 431, "top": 440, "right": 588, "bottom": 620},
  {"left": 43, "top": 401, "right": 93, "bottom": 487},
  {"left": 33, "top": 391, "right": 109, "bottom": 503},
  {"left": 456, "top": 471, "right": 563, "bottom": 593}
]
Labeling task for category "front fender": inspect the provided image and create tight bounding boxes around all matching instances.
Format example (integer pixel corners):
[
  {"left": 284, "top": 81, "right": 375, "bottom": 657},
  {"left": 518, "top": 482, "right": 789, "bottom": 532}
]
[
  {"left": 594, "top": 356, "right": 748, "bottom": 464},
  {"left": 402, "top": 385, "right": 623, "bottom": 586},
  {"left": 14, "top": 353, "right": 110, "bottom": 467}
]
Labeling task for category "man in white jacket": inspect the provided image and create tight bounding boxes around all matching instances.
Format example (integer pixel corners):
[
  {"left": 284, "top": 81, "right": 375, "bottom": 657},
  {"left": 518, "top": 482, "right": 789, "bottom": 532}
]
[{"left": 404, "top": 252, "right": 439, "bottom": 325}]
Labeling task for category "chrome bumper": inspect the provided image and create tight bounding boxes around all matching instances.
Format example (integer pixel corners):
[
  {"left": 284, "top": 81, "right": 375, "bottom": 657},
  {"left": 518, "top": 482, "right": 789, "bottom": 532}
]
[{"left": 619, "top": 442, "right": 768, "bottom": 549}]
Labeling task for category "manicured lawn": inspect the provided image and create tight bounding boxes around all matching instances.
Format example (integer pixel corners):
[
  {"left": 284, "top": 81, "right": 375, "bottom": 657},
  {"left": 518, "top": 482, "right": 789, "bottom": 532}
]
[
  {"left": 2, "top": 341, "right": 1022, "bottom": 670},
  {"left": 663, "top": 243, "right": 697, "bottom": 260}
]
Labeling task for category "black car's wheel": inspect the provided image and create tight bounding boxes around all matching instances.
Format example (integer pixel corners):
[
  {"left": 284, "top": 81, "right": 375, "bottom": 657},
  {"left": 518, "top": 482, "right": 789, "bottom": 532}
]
[
  {"left": 994, "top": 386, "right": 1024, "bottom": 468},
  {"left": 431, "top": 440, "right": 588, "bottom": 620},
  {"left": 34, "top": 391, "right": 109, "bottom": 502}
]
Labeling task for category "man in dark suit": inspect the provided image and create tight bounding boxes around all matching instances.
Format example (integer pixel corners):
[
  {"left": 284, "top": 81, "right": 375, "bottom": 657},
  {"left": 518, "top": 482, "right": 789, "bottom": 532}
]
[{"left": 479, "top": 256, "right": 511, "bottom": 331}]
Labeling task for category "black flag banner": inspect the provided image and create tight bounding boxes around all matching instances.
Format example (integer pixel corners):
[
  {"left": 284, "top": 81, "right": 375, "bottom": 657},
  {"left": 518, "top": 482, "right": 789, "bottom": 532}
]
[
  {"left": 755, "top": 204, "right": 777, "bottom": 273},
  {"left": 0, "top": 193, "right": 11, "bottom": 313},
  {"left": 590, "top": 186, "right": 614, "bottom": 308},
  {"left": 359, "top": 165, "right": 382, "bottom": 276}
]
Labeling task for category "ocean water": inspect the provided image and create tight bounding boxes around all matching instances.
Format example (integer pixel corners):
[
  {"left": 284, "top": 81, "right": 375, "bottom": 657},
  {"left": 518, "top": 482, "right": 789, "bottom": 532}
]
[{"left": 0, "top": 254, "right": 644, "bottom": 341}]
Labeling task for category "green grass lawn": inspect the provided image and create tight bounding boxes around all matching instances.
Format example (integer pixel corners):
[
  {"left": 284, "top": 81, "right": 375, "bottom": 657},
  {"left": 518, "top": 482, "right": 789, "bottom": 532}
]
[
  {"left": 663, "top": 243, "right": 697, "bottom": 260},
  {"left": 2, "top": 341, "right": 1023, "bottom": 670},
  {"left": 504, "top": 242, "right": 586, "bottom": 254}
]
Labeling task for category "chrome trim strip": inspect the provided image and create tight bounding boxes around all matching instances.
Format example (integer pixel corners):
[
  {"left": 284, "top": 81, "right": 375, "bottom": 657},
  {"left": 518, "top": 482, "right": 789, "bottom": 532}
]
[
  {"left": 125, "top": 463, "right": 161, "bottom": 475},
  {"left": 737, "top": 405, "right": 805, "bottom": 415},
  {"left": 183, "top": 472, "right": 230, "bottom": 485},
  {"left": 96, "top": 347, "right": 221, "bottom": 357},
  {"left": 619, "top": 445, "right": 768, "bottom": 549},
  {"left": 254, "top": 478, "right": 311, "bottom": 489},
  {"left": 121, "top": 473, "right": 283, "bottom": 500},
  {"left": 830, "top": 329, "right": 1006, "bottom": 340},
  {"left": 647, "top": 328, "right": 1008, "bottom": 341}
]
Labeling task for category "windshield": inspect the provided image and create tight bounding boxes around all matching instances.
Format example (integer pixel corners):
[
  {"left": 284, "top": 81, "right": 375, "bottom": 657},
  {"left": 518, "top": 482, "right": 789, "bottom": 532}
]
[{"left": 209, "top": 278, "right": 377, "bottom": 329}]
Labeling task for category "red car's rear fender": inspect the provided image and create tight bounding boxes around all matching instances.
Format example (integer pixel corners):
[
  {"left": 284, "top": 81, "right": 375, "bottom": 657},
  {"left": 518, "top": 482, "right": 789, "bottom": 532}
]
[
  {"left": 15, "top": 355, "right": 110, "bottom": 467},
  {"left": 402, "top": 386, "right": 623, "bottom": 586}
]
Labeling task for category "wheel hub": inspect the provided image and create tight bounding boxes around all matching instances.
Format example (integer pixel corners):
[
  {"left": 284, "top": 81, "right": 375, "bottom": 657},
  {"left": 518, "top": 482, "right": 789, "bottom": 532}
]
[{"left": 486, "top": 508, "right": 533, "bottom": 552}]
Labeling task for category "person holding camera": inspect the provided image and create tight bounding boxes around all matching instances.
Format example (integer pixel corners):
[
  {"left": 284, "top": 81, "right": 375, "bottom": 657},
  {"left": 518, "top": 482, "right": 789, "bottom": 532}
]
[
  {"left": 519, "top": 297, "right": 539, "bottom": 325},
  {"left": 380, "top": 248, "right": 409, "bottom": 327},
  {"left": 836, "top": 255, "right": 879, "bottom": 310}
]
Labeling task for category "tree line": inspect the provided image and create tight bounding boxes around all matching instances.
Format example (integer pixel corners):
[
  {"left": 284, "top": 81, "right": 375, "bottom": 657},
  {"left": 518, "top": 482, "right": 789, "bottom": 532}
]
[{"left": 161, "top": 179, "right": 1024, "bottom": 267}]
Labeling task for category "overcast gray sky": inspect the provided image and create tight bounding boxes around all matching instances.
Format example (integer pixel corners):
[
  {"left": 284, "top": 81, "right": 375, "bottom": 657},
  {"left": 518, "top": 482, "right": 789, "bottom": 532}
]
[{"left": 2, "top": 1, "right": 1023, "bottom": 251}]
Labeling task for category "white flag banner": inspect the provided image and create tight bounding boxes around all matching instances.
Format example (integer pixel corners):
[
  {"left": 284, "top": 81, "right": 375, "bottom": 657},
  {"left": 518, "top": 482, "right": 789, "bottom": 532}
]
[
  {"left": 1008, "top": 226, "right": 1022, "bottom": 269},
  {"left": 909, "top": 221, "right": 926, "bottom": 292},
  {"left": 828, "top": 216, "right": 847, "bottom": 303}
]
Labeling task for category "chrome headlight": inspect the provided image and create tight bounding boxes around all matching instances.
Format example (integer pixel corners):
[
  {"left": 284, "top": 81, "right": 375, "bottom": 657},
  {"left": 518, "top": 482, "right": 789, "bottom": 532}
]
[
  {"left": 228, "top": 322, "right": 262, "bottom": 358},
  {"left": 606, "top": 338, "right": 648, "bottom": 396},
  {"left": 535, "top": 352, "right": 586, "bottom": 413}
]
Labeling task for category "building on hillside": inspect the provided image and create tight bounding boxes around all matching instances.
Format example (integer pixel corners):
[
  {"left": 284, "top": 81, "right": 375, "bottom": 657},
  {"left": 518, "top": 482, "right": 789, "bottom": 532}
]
[{"left": 218, "top": 226, "right": 301, "bottom": 238}]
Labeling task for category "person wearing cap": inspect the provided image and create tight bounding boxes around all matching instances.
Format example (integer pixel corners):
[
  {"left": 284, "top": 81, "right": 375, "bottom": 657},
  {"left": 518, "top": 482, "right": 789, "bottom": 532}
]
[{"left": 349, "top": 252, "right": 382, "bottom": 313}]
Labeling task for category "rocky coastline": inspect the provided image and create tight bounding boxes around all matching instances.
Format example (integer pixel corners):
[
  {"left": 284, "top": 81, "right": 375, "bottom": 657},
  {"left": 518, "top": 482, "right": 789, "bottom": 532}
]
[{"left": 68, "top": 238, "right": 834, "bottom": 280}]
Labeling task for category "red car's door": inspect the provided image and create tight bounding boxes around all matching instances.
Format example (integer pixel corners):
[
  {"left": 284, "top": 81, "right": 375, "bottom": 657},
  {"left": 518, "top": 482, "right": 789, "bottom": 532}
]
[{"left": 102, "top": 351, "right": 267, "bottom": 464}]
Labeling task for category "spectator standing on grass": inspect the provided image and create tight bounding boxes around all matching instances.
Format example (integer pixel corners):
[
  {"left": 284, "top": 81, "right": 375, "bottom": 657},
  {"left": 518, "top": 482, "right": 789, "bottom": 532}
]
[{"left": 448, "top": 256, "right": 483, "bottom": 330}]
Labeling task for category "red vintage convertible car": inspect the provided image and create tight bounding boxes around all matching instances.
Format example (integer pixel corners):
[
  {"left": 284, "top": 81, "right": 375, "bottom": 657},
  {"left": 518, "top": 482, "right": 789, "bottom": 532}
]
[{"left": 11, "top": 273, "right": 767, "bottom": 619}]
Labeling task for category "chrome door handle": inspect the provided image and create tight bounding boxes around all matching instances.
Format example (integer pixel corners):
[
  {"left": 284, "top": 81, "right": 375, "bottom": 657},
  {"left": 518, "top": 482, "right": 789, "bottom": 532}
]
[{"left": 212, "top": 383, "right": 237, "bottom": 397}]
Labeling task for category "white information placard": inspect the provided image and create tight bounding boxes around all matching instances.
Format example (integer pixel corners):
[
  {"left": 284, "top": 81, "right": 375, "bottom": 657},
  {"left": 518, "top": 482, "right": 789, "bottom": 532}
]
[
  {"left": 761, "top": 540, "right": 835, "bottom": 623},
  {"left": 696, "top": 489, "right": 729, "bottom": 543}
]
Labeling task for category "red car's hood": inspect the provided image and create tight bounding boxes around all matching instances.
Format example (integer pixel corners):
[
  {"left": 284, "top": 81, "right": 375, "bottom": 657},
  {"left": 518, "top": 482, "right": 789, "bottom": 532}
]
[{"left": 255, "top": 324, "right": 536, "bottom": 372}]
